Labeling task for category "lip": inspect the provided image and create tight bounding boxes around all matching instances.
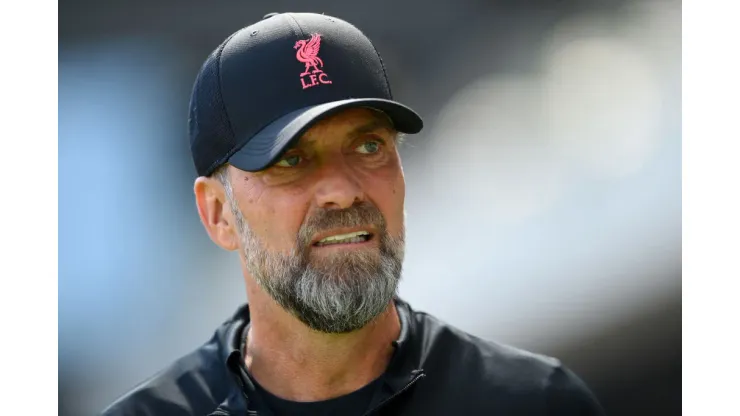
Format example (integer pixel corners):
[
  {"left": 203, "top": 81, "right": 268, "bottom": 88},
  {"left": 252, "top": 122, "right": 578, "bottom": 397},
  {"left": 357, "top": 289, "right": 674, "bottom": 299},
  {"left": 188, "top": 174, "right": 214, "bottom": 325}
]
[
  {"left": 310, "top": 226, "right": 377, "bottom": 247},
  {"left": 312, "top": 237, "right": 376, "bottom": 251}
]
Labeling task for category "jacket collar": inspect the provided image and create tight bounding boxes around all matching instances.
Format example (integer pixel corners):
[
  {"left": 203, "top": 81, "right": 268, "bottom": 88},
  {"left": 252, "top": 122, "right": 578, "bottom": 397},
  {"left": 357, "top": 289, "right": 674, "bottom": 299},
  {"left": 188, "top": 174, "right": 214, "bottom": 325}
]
[{"left": 213, "top": 297, "right": 424, "bottom": 414}]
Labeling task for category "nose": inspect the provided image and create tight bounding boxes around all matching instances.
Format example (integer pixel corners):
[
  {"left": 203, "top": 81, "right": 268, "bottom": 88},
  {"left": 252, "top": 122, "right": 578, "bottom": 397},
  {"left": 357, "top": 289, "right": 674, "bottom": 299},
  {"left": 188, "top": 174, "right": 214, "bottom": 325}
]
[{"left": 313, "top": 160, "right": 365, "bottom": 210}]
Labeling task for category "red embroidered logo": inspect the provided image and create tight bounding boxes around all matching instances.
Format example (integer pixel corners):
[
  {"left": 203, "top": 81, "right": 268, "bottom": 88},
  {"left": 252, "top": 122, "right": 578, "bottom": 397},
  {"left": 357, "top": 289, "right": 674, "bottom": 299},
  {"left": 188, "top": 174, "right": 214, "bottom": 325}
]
[{"left": 294, "top": 34, "right": 333, "bottom": 90}]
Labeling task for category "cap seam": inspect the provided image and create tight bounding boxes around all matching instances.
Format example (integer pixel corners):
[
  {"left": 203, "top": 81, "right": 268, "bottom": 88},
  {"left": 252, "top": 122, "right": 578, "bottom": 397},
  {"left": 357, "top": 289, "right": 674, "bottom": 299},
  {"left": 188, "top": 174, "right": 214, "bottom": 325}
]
[
  {"left": 284, "top": 13, "right": 306, "bottom": 38},
  {"left": 367, "top": 39, "right": 394, "bottom": 100},
  {"left": 203, "top": 30, "right": 241, "bottom": 176}
]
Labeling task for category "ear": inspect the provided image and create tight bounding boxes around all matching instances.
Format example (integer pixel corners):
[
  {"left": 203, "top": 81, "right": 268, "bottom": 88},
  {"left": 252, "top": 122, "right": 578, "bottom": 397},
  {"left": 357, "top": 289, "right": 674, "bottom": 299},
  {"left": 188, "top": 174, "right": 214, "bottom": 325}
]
[{"left": 194, "top": 176, "right": 240, "bottom": 251}]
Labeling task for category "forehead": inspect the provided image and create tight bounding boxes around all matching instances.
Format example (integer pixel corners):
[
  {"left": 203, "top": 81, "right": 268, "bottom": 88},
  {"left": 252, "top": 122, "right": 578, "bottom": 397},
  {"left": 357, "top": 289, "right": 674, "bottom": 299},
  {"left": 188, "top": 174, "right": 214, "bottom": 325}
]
[{"left": 297, "top": 107, "right": 396, "bottom": 145}]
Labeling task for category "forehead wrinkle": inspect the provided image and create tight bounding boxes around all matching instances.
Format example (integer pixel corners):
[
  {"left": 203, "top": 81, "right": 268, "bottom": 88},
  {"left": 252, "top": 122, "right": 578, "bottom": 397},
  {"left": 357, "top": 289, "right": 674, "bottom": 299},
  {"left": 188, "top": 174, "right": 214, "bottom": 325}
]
[{"left": 296, "top": 116, "right": 396, "bottom": 150}]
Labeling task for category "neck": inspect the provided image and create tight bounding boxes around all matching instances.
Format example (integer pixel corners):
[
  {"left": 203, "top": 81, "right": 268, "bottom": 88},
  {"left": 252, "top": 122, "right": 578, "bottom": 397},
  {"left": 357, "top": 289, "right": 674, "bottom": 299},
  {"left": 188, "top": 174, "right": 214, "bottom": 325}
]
[{"left": 243, "top": 279, "right": 401, "bottom": 402}]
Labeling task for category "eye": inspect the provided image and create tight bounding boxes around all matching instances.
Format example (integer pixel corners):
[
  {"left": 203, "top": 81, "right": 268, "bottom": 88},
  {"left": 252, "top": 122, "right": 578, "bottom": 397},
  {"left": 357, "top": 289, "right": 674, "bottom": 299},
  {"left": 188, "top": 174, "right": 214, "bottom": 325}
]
[
  {"left": 356, "top": 140, "right": 382, "bottom": 154},
  {"left": 275, "top": 154, "right": 302, "bottom": 168}
]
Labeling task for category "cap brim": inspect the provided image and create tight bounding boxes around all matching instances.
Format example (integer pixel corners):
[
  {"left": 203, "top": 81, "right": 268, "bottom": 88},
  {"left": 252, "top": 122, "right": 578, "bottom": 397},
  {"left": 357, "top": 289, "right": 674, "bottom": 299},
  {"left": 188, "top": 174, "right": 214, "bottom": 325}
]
[{"left": 226, "top": 98, "right": 423, "bottom": 172}]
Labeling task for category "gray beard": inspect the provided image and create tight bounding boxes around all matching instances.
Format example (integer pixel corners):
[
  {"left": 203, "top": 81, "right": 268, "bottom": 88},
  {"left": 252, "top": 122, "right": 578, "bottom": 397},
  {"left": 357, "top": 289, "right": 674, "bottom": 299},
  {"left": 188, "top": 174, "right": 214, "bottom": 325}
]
[{"left": 228, "top": 198, "right": 404, "bottom": 333}]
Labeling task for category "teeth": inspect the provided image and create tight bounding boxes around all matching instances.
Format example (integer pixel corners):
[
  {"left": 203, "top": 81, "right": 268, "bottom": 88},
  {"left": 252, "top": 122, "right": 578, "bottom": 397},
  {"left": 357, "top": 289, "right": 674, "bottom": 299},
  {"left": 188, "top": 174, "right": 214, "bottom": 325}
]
[{"left": 317, "top": 231, "right": 370, "bottom": 246}]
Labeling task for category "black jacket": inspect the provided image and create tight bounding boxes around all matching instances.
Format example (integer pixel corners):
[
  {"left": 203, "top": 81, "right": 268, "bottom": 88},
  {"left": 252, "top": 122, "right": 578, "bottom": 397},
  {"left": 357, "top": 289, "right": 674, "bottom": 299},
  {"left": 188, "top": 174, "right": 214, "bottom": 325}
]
[{"left": 102, "top": 298, "right": 605, "bottom": 415}]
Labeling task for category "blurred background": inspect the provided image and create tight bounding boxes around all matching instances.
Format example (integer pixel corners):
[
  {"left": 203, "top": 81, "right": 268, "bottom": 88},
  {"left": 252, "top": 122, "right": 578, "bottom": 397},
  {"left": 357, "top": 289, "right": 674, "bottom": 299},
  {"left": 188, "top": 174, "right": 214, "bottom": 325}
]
[{"left": 59, "top": 0, "right": 681, "bottom": 415}]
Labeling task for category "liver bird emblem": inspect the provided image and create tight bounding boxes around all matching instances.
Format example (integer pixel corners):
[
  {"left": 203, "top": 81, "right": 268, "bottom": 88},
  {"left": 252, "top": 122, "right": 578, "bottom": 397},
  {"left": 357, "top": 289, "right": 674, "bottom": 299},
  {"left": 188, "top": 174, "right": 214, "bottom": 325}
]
[{"left": 294, "top": 34, "right": 325, "bottom": 77}]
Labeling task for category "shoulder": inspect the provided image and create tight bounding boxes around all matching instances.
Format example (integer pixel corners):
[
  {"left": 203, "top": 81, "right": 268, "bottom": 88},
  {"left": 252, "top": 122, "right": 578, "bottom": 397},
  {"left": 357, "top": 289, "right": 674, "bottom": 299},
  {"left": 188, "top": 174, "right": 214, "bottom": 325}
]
[
  {"left": 410, "top": 307, "right": 558, "bottom": 384},
  {"left": 405, "top": 302, "right": 605, "bottom": 414},
  {"left": 100, "top": 319, "right": 242, "bottom": 416},
  {"left": 543, "top": 364, "right": 606, "bottom": 414}
]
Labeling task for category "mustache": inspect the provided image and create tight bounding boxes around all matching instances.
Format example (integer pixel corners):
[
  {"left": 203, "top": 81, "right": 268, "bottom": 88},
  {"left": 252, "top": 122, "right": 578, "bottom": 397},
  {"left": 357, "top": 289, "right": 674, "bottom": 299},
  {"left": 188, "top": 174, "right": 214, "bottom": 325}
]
[{"left": 297, "top": 202, "right": 387, "bottom": 247}]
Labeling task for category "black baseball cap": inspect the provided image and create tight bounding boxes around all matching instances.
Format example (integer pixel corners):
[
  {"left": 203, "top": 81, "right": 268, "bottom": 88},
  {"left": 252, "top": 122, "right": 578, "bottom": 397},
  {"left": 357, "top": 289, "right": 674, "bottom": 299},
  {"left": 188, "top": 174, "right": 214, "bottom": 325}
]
[{"left": 188, "top": 12, "right": 424, "bottom": 177}]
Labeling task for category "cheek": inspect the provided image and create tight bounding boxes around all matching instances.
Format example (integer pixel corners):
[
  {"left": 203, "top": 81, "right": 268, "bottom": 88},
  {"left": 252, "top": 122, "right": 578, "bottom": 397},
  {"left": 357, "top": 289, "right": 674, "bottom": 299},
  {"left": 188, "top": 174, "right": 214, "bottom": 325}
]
[
  {"left": 240, "top": 189, "right": 310, "bottom": 252},
  {"left": 360, "top": 163, "right": 406, "bottom": 233},
  {"left": 388, "top": 172, "right": 406, "bottom": 232}
]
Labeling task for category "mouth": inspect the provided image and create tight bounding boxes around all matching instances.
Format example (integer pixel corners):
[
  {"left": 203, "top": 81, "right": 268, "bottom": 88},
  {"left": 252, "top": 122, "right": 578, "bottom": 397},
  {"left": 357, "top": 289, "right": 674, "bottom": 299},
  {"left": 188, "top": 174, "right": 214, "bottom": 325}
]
[{"left": 312, "top": 230, "right": 375, "bottom": 248}]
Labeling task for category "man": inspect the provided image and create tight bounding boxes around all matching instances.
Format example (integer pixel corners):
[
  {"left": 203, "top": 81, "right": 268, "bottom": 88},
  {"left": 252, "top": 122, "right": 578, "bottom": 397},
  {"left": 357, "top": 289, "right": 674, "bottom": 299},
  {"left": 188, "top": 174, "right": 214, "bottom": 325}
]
[{"left": 102, "top": 12, "right": 605, "bottom": 416}]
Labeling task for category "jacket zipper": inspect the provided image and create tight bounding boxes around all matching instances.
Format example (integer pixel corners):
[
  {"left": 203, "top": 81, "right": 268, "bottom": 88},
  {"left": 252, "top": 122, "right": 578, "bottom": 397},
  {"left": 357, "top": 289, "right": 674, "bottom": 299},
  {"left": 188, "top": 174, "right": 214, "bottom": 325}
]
[{"left": 361, "top": 371, "right": 426, "bottom": 416}]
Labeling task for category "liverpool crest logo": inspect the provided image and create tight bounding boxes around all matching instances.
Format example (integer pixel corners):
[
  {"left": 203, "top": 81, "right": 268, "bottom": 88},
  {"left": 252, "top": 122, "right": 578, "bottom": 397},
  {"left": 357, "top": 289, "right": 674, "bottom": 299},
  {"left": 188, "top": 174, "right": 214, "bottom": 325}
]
[{"left": 294, "top": 34, "right": 333, "bottom": 89}]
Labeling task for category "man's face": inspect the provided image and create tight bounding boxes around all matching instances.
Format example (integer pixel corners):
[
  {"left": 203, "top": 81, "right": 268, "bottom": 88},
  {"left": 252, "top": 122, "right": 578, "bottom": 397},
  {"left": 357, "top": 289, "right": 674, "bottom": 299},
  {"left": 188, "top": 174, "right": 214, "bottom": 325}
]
[{"left": 225, "top": 108, "right": 406, "bottom": 333}]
